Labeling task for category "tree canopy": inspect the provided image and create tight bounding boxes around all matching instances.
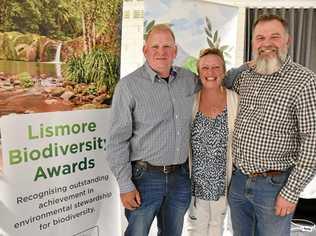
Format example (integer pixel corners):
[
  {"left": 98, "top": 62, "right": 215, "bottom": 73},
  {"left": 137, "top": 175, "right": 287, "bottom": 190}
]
[{"left": 0, "top": 0, "right": 122, "bottom": 47}]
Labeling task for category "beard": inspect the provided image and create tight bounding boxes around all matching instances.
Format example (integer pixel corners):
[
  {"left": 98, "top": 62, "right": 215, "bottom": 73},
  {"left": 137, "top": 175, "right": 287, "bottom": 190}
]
[{"left": 254, "top": 47, "right": 288, "bottom": 75}]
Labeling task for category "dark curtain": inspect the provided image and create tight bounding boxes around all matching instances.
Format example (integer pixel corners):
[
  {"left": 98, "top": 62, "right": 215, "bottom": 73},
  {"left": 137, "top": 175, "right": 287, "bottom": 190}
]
[{"left": 244, "top": 8, "right": 316, "bottom": 73}]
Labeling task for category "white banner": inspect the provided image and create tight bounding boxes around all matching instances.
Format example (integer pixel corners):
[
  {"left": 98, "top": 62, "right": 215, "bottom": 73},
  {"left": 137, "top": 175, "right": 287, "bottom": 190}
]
[{"left": 0, "top": 109, "right": 121, "bottom": 236}]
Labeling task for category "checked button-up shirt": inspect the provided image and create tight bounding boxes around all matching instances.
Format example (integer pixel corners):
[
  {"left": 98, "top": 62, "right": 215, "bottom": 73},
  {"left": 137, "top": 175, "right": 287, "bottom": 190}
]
[{"left": 231, "top": 56, "right": 316, "bottom": 204}]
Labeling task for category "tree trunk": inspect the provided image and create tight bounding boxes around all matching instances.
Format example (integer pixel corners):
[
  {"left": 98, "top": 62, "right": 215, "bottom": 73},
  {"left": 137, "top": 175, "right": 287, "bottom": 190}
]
[{"left": 82, "top": 12, "right": 88, "bottom": 53}]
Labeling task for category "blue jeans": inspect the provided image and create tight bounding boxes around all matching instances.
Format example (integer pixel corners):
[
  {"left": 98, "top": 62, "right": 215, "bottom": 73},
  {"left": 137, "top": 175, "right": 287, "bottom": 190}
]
[
  {"left": 124, "top": 163, "right": 191, "bottom": 236},
  {"left": 228, "top": 168, "right": 293, "bottom": 236}
]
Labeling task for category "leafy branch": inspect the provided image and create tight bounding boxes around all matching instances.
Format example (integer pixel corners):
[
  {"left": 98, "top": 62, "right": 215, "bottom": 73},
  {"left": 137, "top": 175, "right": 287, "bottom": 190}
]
[
  {"left": 205, "top": 16, "right": 232, "bottom": 60},
  {"left": 144, "top": 20, "right": 155, "bottom": 40}
]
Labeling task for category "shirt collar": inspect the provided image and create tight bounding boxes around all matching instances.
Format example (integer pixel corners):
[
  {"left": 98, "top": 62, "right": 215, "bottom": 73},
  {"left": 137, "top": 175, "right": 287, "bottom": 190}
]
[
  {"left": 278, "top": 55, "right": 292, "bottom": 76},
  {"left": 144, "top": 62, "right": 177, "bottom": 83}
]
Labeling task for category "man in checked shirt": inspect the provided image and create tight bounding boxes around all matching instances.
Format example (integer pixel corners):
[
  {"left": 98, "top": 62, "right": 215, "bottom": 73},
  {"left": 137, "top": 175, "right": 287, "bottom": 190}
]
[{"left": 224, "top": 14, "right": 316, "bottom": 235}]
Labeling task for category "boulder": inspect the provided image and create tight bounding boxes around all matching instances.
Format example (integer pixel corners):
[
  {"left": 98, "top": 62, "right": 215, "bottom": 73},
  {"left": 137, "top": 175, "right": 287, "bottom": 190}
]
[
  {"left": 45, "top": 99, "right": 59, "bottom": 105},
  {"left": 38, "top": 37, "right": 56, "bottom": 62},
  {"left": 15, "top": 44, "right": 29, "bottom": 61},
  {"left": 97, "top": 86, "right": 108, "bottom": 95},
  {"left": 63, "top": 80, "right": 76, "bottom": 87},
  {"left": 26, "top": 41, "right": 38, "bottom": 61},
  {"left": 12, "top": 80, "right": 21, "bottom": 86},
  {"left": 60, "top": 91, "right": 75, "bottom": 101},
  {"left": 93, "top": 94, "right": 107, "bottom": 104},
  {"left": 51, "top": 87, "right": 65, "bottom": 97},
  {"left": 0, "top": 33, "right": 17, "bottom": 60},
  {"left": 12, "top": 33, "right": 36, "bottom": 46},
  {"left": 74, "top": 84, "right": 87, "bottom": 94}
]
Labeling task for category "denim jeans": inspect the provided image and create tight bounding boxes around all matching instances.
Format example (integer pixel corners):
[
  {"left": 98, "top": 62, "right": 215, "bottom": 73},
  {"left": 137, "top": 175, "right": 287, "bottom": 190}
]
[
  {"left": 124, "top": 163, "right": 191, "bottom": 236},
  {"left": 228, "top": 168, "right": 293, "bottom": 236}
]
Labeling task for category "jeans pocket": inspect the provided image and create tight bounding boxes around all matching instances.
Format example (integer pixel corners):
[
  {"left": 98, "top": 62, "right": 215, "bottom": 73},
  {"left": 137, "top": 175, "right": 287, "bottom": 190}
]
[
  {"left": 132, "top": 165, "right": 145, "bottom": 180},
  {"left": 268, "top": 173, "right": 288, "bottom": 187},
  {"left": 180, "top": 163, "right": 190, "bottom": 177}
]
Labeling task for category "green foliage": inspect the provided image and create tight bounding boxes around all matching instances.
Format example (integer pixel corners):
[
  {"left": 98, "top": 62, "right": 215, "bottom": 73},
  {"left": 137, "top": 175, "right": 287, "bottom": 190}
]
[
  {"left": 67, "top": 0, "right": 122, "bottom": 52},
  {"left": 18, "top": 72, "right": 34, "bottom": 88},
  {"left": 85, "top": 84, "right": 98, "bottom": 96},
  {"left": 64, "top": 54, "right": 86, "bottom": 83},
  {"left": 0, "top": 33, "right": 17, "bottom": 60},
  {"left": 87, "top": 48, "right": 120, "bottom": 95},
  {"left": 204, "top": 16, "right": 232, "bottom": 60},
  {"left": 0, "top": 0, "right": 81, "bottom": 40},
  {"left": 144, "top": 20, "right": 156, "bottom": 40},
  {"left": 183, "top": 56, "right": 198, "bottom": 75},
  {"left": 64, "top": 48, "right": 119, "bottom": 96},
  {"left": 95, "top": 0, "right": 122, "bottom": 35},
  {"left": 0, "top": 0, "right": 122, "bottom": 51}
]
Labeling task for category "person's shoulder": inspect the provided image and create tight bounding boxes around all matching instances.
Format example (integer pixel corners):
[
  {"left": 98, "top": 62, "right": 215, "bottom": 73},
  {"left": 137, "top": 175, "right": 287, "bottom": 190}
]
[
  {"left": 226, "top": 89, "right": 239, "bottom": 97},
  {"left": 288, "top": 62, "right": 316, "bottom": 80},
  {"left": 118, "top": 66, "right": 146, "bottom": 89},
  {"left": 226, "top": 89, "right": 239, "bottom": 102},
  {"left": 121, "top": 66, "right": 144, "bottom": 82}
]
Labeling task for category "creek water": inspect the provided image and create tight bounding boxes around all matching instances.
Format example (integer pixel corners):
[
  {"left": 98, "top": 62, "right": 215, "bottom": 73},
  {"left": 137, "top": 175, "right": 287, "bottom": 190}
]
[{"left": 0, "top": 60, "right": 64, "bottom": 77}]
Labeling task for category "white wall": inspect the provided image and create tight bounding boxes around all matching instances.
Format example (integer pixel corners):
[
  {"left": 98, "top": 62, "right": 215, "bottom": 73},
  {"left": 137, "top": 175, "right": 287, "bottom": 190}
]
[
  {"left": 204, "top": 0, "right": 316, "bottom": 65},
  {"left": 206, "top": 0, "right": 316, "bottom": 65},
  {"left": 120, "top": 0, "right": 144, "bottom": 78},
  {"left": 121, "top": 0, "right": 316, "bottom": 74},
  {"left": 206, "top": 0, "right": 316, "bottom": 8}
]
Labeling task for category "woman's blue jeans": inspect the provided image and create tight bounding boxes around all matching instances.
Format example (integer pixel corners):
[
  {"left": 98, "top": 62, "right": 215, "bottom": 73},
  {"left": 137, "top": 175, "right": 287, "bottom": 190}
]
[
  {"left": 228, "top": 168, "right": 293, "bottom": 236},
  {"left": 124, "top": 163, "right": 191, "bottom": 236}
]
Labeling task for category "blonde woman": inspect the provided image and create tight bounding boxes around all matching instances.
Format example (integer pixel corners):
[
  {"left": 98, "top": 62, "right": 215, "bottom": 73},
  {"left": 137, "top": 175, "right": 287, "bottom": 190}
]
[{"left": 186, "top": 48, "right": 238, "bottom": 236}]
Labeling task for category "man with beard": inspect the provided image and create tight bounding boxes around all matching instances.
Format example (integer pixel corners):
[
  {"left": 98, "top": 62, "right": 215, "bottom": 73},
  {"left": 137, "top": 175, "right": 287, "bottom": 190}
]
[{"left": 224, "top": 14, "right": 316, "bottom": 235}]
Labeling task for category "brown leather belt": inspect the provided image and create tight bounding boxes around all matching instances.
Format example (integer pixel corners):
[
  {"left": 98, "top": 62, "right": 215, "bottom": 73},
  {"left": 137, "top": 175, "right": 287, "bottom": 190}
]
[
  {"left": 133, "top": 160, "right": 183, "bottom": 174},
  {"left": 248, "top": 170, "right": 284, "bottom": 177}
]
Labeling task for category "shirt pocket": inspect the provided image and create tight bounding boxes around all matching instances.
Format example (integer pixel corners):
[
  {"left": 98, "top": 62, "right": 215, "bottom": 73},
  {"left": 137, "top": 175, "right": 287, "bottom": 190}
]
[
  {"left": 177, "top": 94, "right": 194, "bottom": 123},
  {"left": 259, "top": 95, "right": 295, "bottom": 134}
]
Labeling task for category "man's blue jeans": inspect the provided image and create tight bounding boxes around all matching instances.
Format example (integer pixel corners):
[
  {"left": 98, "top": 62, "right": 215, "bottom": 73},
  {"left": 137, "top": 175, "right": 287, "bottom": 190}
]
[
  {"left": 228, "top": 168, "right": 293, "bottom": 236},
  {"left": 124, "top": 163, "right": 191, "bottom": 236}
]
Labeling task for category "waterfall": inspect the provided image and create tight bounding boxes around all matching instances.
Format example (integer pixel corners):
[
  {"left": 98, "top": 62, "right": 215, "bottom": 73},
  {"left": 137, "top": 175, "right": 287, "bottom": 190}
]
[
  {"left": 54, "top": 43, "right": 62, "bottom": 63},
  {"left": 53, "top": 43, "right": 62, "bottom": 79}
]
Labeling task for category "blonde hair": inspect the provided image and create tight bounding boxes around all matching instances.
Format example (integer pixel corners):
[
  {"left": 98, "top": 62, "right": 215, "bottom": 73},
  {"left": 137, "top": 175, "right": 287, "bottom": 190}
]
[
  {"left": 145, "top": 24, "right": 175, "bottom": 42},
  {"left": 197, "top": 48, "right": 226, "bottom": 74}
]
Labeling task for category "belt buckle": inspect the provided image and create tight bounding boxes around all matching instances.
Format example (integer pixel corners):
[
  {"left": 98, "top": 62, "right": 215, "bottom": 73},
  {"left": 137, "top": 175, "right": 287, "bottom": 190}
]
[
  {"left": 163, "top": 166, "right": 169, "bottom": 174},
  {"left": 249, "top": 172, "right": 261, "bottom": 177}
]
